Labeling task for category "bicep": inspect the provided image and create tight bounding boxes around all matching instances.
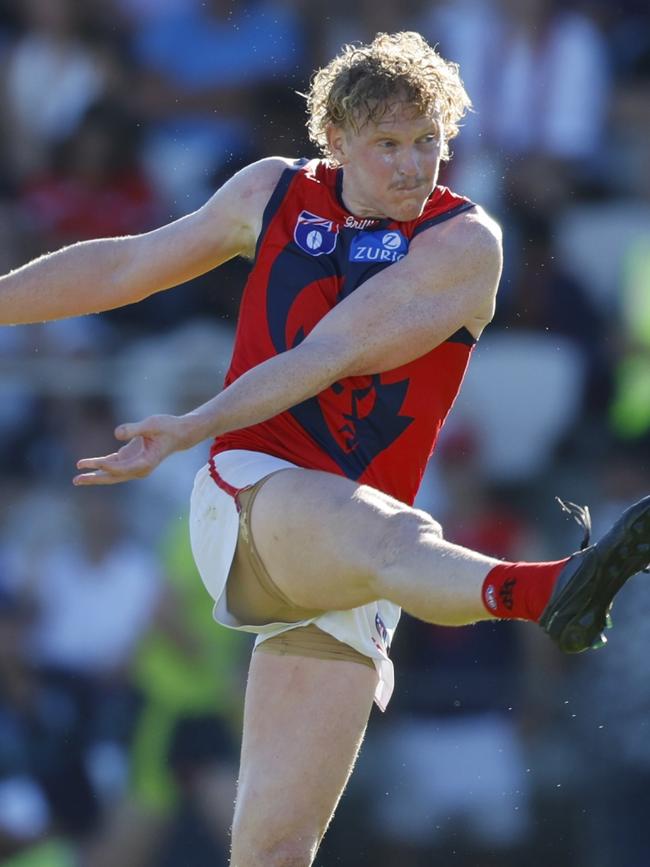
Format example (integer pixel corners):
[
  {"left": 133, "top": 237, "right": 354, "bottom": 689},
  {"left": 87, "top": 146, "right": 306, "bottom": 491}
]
[
  {"left": 305, "top": 210, "right": 503, "bottom": 377},
  {"left": 118, "top": 206, "right": 245, "bottom": 302},
  {"left": 117, "top": 158, "right": 288, "bottom": 302}
]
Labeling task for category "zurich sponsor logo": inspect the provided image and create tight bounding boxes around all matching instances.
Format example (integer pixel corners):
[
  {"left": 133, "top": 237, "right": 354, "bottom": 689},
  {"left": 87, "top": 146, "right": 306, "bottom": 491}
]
[
  {"left": 350, "top": 229, "right": 408, "bottom": 263},
  {"left": 294, "top": 210, "right": 339, "bottom": 256}
]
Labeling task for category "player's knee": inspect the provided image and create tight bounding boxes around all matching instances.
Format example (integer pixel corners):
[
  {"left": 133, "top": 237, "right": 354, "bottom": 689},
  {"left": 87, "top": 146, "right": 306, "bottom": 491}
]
[
  {"left": 262, "top": 840, "right": 315, "bottom": 867},
  {"left": 230, "top": 810, "right": 319, "bottom": 867},
  {"left": 383, "top": 507, "right": 443, "bottom": 557},
  {"left": 412, "top": 506, "right": 443, "bottom": 539},
  {"left": 369, "top": 507, "right": 443, "bottom": 593},
  {"left": 231, "top": 836, "right": 316, "bottom": 867}
]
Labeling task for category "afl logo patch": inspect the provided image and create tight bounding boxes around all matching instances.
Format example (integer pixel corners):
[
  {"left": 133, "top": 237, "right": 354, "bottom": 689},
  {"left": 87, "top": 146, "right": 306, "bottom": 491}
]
[{"left": 294, "top": 210, "right": 339, "bottom": 256}]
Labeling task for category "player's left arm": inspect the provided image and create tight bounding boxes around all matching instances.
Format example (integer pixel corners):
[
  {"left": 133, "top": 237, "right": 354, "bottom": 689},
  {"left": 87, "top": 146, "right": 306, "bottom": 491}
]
[
  {"left": 304, "top": 205, "right": 502, "bottom": 372},
  {"left": 75, "top": 207, "right": 502, "bottom": 485}
]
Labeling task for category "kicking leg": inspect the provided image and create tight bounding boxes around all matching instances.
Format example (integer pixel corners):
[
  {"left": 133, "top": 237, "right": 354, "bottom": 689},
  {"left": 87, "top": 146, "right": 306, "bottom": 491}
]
[
  {"left": 229, "top": 650, "right": 377, "bottom": 866},
  {"left": 245, "top": 468, "right": 650, "bottom": 650},
  {"left": 246, "top": 468, "right": 523, "bottom": 625}
]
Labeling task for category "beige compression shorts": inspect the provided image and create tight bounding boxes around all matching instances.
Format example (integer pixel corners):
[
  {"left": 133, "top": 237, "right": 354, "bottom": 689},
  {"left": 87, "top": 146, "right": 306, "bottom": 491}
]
[
  {"left": 189, "top": 450, "right": 400, "bottom": 710},
  {"left": 228, "top": 477, "right": 374, "bottom": 670}
]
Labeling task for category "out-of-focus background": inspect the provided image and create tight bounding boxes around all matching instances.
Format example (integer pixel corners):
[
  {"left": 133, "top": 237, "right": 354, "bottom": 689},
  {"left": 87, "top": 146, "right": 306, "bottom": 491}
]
[{"left": 0, "top": 0, "right": 648, "bottom": 864}]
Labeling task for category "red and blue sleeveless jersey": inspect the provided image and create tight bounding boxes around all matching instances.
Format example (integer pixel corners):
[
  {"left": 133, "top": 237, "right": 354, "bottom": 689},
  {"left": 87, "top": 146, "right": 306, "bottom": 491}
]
[{"left": 211, "top": 158, "right": 477, "bottom": 505}]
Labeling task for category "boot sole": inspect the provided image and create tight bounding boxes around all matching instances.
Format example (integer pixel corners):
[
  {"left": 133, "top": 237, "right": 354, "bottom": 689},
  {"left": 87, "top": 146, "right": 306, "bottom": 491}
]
[{"left": 539, "top": 496, "right": 650, "bottom": 652}]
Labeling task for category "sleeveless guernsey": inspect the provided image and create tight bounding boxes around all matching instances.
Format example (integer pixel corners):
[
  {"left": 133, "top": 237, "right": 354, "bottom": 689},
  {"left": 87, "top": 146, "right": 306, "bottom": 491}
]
[{"left": 211, "top": 158, "right": 476, "bottom": 506}]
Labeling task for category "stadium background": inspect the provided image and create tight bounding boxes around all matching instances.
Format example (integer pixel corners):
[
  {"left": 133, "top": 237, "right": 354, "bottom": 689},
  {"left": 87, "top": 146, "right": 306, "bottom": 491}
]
[{"left": 0, "top": 0, "right": 648, "bottom": 864}]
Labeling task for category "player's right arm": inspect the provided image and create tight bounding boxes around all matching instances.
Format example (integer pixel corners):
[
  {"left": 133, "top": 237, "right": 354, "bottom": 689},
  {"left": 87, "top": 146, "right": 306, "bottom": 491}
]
[{"left": 0, "top": 157, "right": 289, "bottom": 325}]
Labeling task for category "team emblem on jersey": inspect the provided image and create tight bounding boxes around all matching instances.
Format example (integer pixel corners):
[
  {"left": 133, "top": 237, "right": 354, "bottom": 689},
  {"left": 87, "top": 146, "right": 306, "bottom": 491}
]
[
  {"left": 294, "top": 210, "right": 339, "bottom": 256},
  {"left": 350, "top": 229, "right": 408, "bottom": 263},
  {"left": 267, "top": 223, "right": 415, "bottom": 480}
]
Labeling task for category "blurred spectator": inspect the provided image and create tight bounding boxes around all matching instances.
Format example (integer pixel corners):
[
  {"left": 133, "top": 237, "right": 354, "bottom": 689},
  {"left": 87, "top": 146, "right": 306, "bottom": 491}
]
[
  {"left": 1, "top": 487, "right": 162, "bottom": 843},
  {"left": 18, "top": 100, "right": 160, "bottom": 247},
  {"left": 0, "top": 567, "right": 95, "bottom": 862},
  {"left": 125, "top": 0, "right": 306, "bottom": 207},
  {"left": 0, "top": 586, "right": 50, "bottom": 858},
  {"left": 497, "top": 213, "right": 613, "bottom": 418},
  {"left": 110, "top": 0, "right": 202, "bottom": 26},
  {"left": 609, "top": 236, "right": 650, "bottom": 439},
  {"left": 305, "top": 0, "right": 419, "bottom": 66},
  {"left": 418, "top": 0, "right": 611, "bottom": 205},
  {"left": 2, "top": 0, "right": 122, "bottom": 178},
  {"left": 82, "top": 514, "right": 250, "bottom": 867},
  {"left": 441, "top": 329, "right": 586, "bottom": 483},
  {"left": 494, "top": 0, "right": 610, "bottom": 161}
]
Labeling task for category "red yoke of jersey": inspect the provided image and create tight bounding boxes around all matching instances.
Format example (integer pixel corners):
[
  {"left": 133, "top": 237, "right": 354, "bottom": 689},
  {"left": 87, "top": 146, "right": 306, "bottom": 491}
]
[{"left": 211, "top": 158, "right": 477, "bottom": 505}]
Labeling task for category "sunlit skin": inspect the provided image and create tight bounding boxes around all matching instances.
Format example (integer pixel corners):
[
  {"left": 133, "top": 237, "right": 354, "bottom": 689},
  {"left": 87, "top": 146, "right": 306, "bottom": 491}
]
[
  {"left": 326, "top": 102, "right": 444, "bottom": 222},
  {"left": 72, "top": 106, "right": 454, "bottom": 486}
]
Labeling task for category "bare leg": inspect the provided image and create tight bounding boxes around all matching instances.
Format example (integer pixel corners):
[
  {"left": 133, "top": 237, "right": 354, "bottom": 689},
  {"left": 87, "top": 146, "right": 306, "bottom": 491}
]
[
  {"left": 249, "top": 468, "right": 500, "bottom": 626},
  {"left": 230, "top": 651, "right": 377, "bottom": 866}
]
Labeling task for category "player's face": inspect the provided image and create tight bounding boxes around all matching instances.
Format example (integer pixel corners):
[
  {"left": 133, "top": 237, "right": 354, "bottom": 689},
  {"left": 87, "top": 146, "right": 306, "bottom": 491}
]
[{"left": 329, "top": 103, "right": 444, "bottom": 222}]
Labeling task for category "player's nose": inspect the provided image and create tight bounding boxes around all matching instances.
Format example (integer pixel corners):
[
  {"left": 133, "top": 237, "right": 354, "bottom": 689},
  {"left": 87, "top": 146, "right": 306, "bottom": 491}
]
[{"left": 396, "top": 146, "right": 421, "bottom": 178}]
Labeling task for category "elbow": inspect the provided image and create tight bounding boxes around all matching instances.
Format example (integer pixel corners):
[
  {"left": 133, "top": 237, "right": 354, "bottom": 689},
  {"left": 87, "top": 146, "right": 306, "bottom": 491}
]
[{"left": 105, "top": 237, "right": 151, "bottom": 308}]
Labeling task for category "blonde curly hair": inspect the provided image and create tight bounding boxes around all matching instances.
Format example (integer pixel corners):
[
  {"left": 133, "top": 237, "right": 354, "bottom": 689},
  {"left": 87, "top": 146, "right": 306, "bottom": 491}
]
[{"left": 305, "top": 31, "right": 471, "bottom": 163}]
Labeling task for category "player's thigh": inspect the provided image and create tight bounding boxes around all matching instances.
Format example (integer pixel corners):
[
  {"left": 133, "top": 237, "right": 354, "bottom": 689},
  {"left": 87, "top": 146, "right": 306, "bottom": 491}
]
[
  {"left": 231, "top": 649, "right": 377, "bottom": 865},
  {"left": 249, "top": 467, "right": 432, "bottom": 611}
]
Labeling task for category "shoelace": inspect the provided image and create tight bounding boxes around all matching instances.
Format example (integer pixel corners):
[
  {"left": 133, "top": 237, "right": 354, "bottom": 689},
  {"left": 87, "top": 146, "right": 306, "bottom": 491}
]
[
  {"left": 555, "top": 497, "right": 592, "bottom": 551},
  {"left": 555, "top": 496, "right": 650, "bottom": 572}
]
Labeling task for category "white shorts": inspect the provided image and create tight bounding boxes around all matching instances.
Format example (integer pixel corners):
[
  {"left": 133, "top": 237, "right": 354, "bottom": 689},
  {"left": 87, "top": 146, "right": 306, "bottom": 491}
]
[{"left": 189, "top": 449, "right": 401, "bottom": 710}]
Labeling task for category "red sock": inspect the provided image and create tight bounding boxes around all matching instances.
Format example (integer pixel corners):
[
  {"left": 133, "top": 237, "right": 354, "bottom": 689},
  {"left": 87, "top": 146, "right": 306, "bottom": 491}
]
[{"left": 481, "top": 558, "right": 571, "bottom": 622}]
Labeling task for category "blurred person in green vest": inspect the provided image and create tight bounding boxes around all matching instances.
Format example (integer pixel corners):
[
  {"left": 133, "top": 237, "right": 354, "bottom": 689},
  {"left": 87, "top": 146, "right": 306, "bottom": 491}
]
[
  {"left": 610, "top": 239, "right": 650, "bottom": 439},
  {"left": 82, "top": 516, "right": 251, "bottom": 867}
]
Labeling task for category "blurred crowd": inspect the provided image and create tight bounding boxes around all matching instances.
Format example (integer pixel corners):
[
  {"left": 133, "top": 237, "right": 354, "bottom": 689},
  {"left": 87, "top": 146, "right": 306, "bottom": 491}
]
[{"left": 0, "top": 0, "right": 649, "bottom": 865}]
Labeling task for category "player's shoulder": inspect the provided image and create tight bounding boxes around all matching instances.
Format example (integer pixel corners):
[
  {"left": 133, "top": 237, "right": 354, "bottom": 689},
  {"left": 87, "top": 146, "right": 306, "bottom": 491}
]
[
  {"left": 209, "top": 157, "right": 303, "bottom": 256},
  {"left": 413, "top": 201, "right": 502, "bottom": 264},
  {"left": 231, "top": 156, "right": 303, "bottom": 197},
  {"left": 241, "top": 155, "right": 298, "bottom": 180},
  {"left": 454, "top": 204, "right": 502, "bottom": 251}
]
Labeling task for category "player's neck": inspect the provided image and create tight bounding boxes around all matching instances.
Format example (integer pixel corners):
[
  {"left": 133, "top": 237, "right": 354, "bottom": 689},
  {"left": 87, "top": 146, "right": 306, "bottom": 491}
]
[{"left": 338, "top": 169, "right": 388, "bottom": 220}]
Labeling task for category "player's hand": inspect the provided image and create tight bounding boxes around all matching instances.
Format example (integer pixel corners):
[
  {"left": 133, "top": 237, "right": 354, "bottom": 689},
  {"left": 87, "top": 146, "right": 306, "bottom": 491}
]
[{"left": 73, "top": 414, "right": 191, "bottom": 486}]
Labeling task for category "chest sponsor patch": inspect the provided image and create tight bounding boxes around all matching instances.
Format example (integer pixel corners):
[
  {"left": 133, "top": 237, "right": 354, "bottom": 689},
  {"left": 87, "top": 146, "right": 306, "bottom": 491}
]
[
  {"left": 294, "top": 210, "right": 339, "bottom": 256},
  {"left": 349, "top": 229, "right": 408, "bottom": 263}
]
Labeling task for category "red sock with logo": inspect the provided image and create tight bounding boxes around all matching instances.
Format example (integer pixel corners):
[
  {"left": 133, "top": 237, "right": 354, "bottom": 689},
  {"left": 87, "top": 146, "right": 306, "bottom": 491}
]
[{"left": 481, "top": 558, "right": 571, "bottom": 621}]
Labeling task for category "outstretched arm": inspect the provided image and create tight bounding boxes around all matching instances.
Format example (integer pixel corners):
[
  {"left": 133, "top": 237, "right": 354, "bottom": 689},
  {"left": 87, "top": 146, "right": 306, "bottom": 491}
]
[
  {"left": 75, "top": 207, "right": 502, "bottom": 485},
  {"left": 0, "top": 158, "right": 288, "bottom": 324}
]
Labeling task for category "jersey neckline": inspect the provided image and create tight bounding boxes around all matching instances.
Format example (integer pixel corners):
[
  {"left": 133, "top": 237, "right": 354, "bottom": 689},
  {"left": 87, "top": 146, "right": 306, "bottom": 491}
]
[{"left": 334, "top": 167, "right": 392, "bottom": 229}]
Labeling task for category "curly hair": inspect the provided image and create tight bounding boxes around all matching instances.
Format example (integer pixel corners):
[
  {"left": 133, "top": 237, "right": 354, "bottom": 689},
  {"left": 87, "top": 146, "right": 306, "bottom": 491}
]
[{"left": 305, "top": 31, "right": 471, "bottom": 162}]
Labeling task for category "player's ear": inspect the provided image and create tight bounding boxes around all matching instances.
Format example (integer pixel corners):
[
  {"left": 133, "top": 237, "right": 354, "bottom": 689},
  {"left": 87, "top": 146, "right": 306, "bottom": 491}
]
[{"left": 326, "top": 124, "right": 349, "bottom": 165}]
